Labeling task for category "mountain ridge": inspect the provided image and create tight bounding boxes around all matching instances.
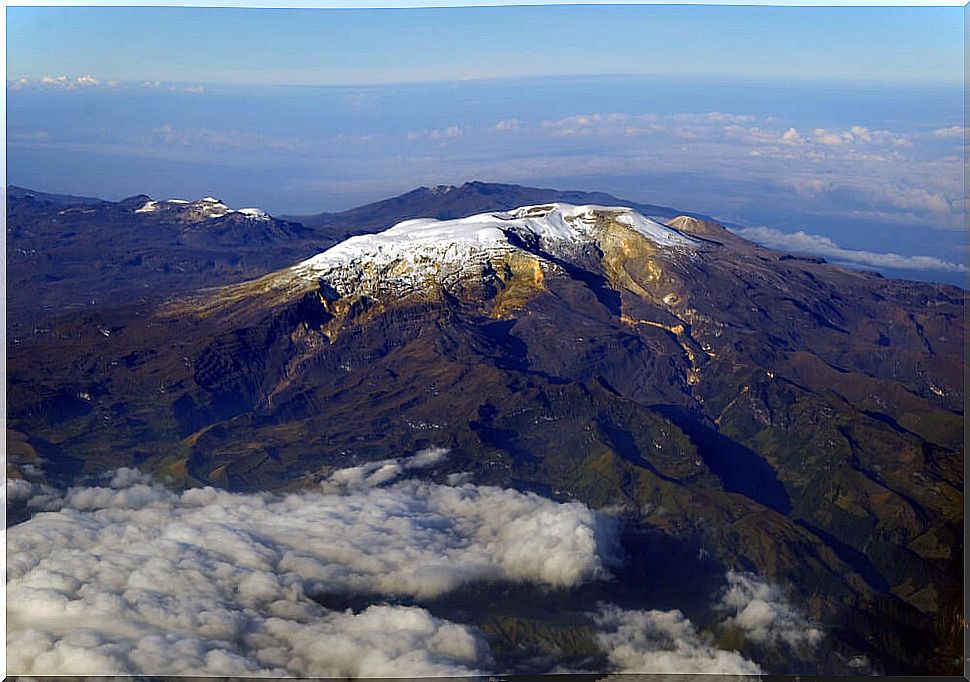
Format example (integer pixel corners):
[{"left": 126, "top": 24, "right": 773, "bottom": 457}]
[
  {"left": 281, "top": 180, "right": 730, "bottom": 240},
  {"left": 7, "top": 184, "right": 106, "bottom": 206},
  {"left": 7, "top": 189, "right": 964, "bottom": 673},
  {"left": 5, "top": 181, "right": 727, "bottom": 334}
]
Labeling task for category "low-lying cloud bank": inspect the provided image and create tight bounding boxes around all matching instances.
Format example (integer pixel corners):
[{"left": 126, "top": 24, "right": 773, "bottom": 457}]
[
  {"left": 590, "top": 570, "right": 823, "bottom": 675},
  {"left": 593, "top": 605, "right": 762, "bottom": 674},
  {"left": 8, "top": 453, "right": 823, "bottom": 676},
  {"left": 7, "top": 453, "right": 618, "bottom": 675},
  {"left": 733, "top": 225, "right": 967, "bottom": 273},
  {"left": 718, "top": 570, "right": 823, "bottom": 648}
]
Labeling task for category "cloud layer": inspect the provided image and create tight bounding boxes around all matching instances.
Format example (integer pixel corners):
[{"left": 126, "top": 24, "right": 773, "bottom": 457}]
[
  {"left": 717, "top": 570, "right": 823, "bottom": 648},
  {"left": 8, "top": 76, "right": 205, "bottom": 93},
  {"left": 590, "top": 569, "right": 823, "bottom": 675},
  {"left": 733, "top": 225, "right": 967, "bottom": 273},
  {"left": 593, "top": 604, "right": 762, "bottom": 675},
  {"left": 8, "top": 76, "right": 962, "bottom": 258},
  {"left": 7, "top": 457, "right": 826, "bottom": 676},
  {"left": 7, "top": 455, "right": 621, "bottom": 676}
]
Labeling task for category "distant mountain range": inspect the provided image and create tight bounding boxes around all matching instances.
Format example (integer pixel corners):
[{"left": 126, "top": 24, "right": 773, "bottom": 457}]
[
  {"left": 6, "top": 182, "right": 964, "bottom": 675},
  {"left": 7, "top": 184, "right": 106, "bottom": 206},
  {"left": 7, "top": 181, "right": 715, "bottom": 332},
  {"left": 281, "top": 180, "right": 725, "bottom": 239}
]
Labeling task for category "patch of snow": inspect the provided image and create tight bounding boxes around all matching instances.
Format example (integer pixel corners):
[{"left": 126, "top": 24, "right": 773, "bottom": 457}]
[
  {"left": 615, "top": 211, "right": 698, "bottom": 247},
  {"left": 157, "top": 196, "right": 271, "bottom": 222},
  {"left": 181, "top": 197, "right": 232, "bottom": 219},
  {"left": 134, "top": 200, "right": 159, "bottom": 214},
  {"left": 236, "top": 207, "right": 271, "bottom": 221},
  {"left": 289, "top": 203, "right": 697, "bottom": 297}
]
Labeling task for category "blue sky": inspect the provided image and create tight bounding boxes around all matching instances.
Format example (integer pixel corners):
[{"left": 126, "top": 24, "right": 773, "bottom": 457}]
[
  {"left": 5, "top": 5, "right": 967, "bottom": 285},
  {"left": 7, "top": 5, "right": 964, "bottom": 86}
]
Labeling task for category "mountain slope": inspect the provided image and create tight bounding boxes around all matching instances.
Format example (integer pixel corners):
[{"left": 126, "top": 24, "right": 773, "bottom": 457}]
[
  {"left": 8, "top": 201, "right": 963, "bottom": 674},
  {"left": 7, "top": 191, "right": 328, "bottom": 333},
  {"left": 7, "top": 184, "right": 105, "bottom": 205},
  {"left": 7, "top": 182, "right": 706, "bottom": 333},
  {"left": 283, "top": 180, "right": 717, "bottom": 241}
]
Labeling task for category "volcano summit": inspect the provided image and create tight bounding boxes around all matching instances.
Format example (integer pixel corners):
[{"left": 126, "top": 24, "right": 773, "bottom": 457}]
[{"left": 7, "top": 187, "right": 964, "bottom": 676}]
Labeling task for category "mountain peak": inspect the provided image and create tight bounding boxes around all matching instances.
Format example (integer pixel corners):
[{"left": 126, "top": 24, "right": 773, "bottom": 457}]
[
  {"left": 118, "top": 194, "right": 154, "bottom": 210},
  {"left": 131, "top": 196, "right": 271, "bottom": 222},
  {"left": 283, "top": 181, "right": 699, "bottom": 241},
  {"left": 276, "top": 203, "right": 697, "bottom": 301}
]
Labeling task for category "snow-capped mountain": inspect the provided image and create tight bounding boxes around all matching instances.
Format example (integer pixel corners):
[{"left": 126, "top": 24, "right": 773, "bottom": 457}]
[
  {"left": 289, "top": 203, "right": 696, "bottom": 297},
  {"left": 7, "top": 182, "right": 716, "bottom": 330},
  {"left": 134, "top": 196, "right": 272, "bottom": 222},
  {"left": 7, "top": 184, "right": 965, "bottom": 676},
  {"left": 283, "top": 180, "right": 702, "bottom": 241},
  {"left": 187, "top": 202, "right": 709, "bottom": 323},
  {"left": 7, "top": 188, "right": 319, "bottom": 331}
]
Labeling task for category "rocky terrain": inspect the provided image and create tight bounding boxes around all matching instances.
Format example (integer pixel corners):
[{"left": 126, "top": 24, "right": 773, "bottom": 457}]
[
  {"left": 6, "top": 185, "right": 964, "bottom": 674},
  {"left": 7, "top": 181, "right": 702, "bottom": 333}
]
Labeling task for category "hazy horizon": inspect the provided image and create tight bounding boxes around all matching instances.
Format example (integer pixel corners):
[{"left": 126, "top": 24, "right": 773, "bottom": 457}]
[
  {"left": 7, "top": 5, "right": 966, "bottom": 285},
  {"left": 6, "top": 5, "right": 966, "bottom": 677}
]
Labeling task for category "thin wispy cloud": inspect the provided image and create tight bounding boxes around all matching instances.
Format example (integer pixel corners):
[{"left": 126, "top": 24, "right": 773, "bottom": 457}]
[
  {"left": 151, "top": 124, "right": 304, "bottom": 154},
  {"left": 930, "top": 126, "right": 966, "bottom": 139},
  {"left": 7, "top": 77, "right": 207, "bottom": 93},
  {"left": 9, "top": 131, "right": 52, "bottom": 142},
  {"left": 734, "top": 226, "right": 967, "bottom": 273},
  {"left": 6, "top": 77, "right": 964, "bottom": 279},
  {"left": 406, "top": 125, "right": 465, "bottom": 141}
]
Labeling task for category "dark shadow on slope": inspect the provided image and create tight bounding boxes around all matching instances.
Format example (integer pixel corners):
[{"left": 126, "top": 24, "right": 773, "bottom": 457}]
[
  {"left": 595, "top": 420, "right": 678, "bottom": 483},
  {"left": 503, "top": 231, "right": 621, "bottom": 316},
  {"left": 468, "top": 317, "right": 570, "bottom": 385},
  {"left": 478, "top": 319, "right": 531, "bottom": 371},
  {"left": 311, "top": 524, "right": 731, "bottom": 674},
  {"left": 470, "top": 402, "right": 543, "bottom": 467},
  {"left": 650, "top": 404, "right": 792, "bottom": 514},
  {"left": 794, "top": 519, "right": 890, "bottom": 593},
  {"left": 30, "top": 435, "right": 86, "bottom": 486}
]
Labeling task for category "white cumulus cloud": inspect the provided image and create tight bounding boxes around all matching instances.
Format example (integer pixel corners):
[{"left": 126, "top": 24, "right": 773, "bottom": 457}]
[
  {"left": 492, "top": 118, "right": 522, "bottom": 132},
  {"left": 930, "top": 126, "right": 966, "bottom": 139},
  {"left": 322, "top": 445, "right": 449, "bottom": 491},
  {"left": 592, "top": 604, "right": 762, "bottom": 675},
  {"left": 30, "top": 74, "right": 104, "bottom": 90},
  {"left": 591, "top": 570, "right": 823, "bottom": 675},
  {"left": 781, "top": 127, "right": 804, "bottom": 145},
  {"left": 7, "top": 458, "right": 620, "bottom": 676},
  {"left": 717, "top": 570, "right": 823, "bottom": 648}
]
